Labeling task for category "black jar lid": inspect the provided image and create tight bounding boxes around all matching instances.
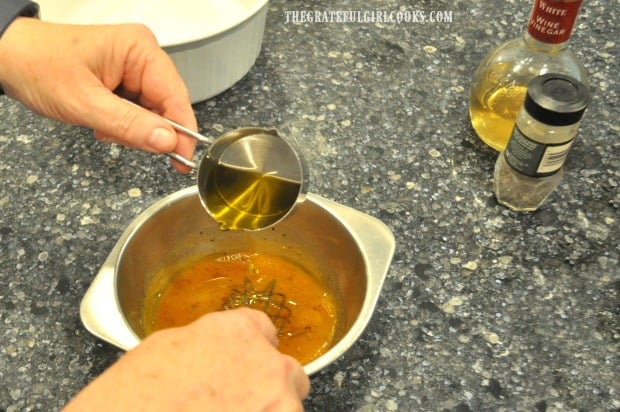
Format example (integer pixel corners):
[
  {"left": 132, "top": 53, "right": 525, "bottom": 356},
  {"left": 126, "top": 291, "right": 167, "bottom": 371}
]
[{"left": 524, "top": 73, "right": 589, "bottom": 126}]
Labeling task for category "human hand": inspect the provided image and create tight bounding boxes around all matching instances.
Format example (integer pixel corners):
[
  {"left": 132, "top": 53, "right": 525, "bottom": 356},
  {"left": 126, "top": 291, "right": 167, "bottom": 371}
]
[
  {"left": 63, "top": 308, "right": 310, "bottom": 412},
  {"left": 0, "top": 18, "right": 196, "bottom": 172}
]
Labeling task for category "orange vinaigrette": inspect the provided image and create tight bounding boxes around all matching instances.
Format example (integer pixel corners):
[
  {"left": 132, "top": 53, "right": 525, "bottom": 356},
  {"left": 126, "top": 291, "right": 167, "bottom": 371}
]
[{"left": 141, "top": 252, "right": 342, "bottom": 365}]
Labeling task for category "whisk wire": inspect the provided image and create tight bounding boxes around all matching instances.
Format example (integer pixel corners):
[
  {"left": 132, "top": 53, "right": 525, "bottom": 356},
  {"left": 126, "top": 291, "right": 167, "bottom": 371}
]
[{"left": 224, "top": 275, "right": 291, "bottom": 334}]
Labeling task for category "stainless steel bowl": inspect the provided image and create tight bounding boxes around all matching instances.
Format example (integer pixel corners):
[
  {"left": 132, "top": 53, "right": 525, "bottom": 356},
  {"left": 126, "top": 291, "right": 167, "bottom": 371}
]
[{"left": 81, "top": 187, "right": 395, "bottom": 375}]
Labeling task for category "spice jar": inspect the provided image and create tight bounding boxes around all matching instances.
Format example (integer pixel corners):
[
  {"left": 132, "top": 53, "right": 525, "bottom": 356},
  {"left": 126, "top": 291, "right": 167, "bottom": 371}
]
[{"left": 494, "top": 73, "right": 589, "bottom": 212}]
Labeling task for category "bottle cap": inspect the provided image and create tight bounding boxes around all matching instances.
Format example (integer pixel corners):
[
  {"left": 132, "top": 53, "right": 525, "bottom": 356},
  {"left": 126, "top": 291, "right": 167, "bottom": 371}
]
[{"left": 524, "top": 73, "right": 589, "bottom": 126}]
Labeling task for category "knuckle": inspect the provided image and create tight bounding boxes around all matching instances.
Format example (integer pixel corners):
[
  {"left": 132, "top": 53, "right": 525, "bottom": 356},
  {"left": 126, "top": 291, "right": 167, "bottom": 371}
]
[
  {"left": 125, "top": 23, "right": 158, "bottom": 43},
  {"left": 270, "top": 354, "right": 297, "bottom": 379}
]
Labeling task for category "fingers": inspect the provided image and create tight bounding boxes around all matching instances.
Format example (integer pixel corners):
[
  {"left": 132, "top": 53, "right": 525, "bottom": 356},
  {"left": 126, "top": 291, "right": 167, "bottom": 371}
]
[
  {"left": 90, "top": 90, "right": 196, "bottom": 173},
  {"left": 114, "top": 24, "right": 198, "bottom": 172},
  {"left": 1, "top": 20, "right": 199, "bottom": 173},
  {"left": 122, "top": 309, "right": 309, "bottom": 410},
  {"left": 88, "top": 90, "right": 177, "bottom": 150},
  {"left": 209, "top": 309, "right": 311, "bottom": 400},
  {"left": 208, "top": 309, "right": 311, "bottom": 407},
  {"left": 167, "top": 124, "right": 198, "bottom": 173},
  {"left": 148, "top": 95, "right": 198, "bottom": 174},
  {"left": 243, "top": 308, "right": 280, "bottom": 347},
  {"left": 195, "top": 308, "right": 280, "bottom": 347},
  {"left": 285, "top": 354, "right": 311, "bottom": 399},
  {"left": 55, "top": 23, "right": 197, "bottom": 173}
]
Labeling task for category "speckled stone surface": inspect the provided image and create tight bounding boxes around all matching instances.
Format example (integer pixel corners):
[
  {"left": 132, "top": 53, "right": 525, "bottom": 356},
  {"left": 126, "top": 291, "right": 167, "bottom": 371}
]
[{"left": 1, "top": 0, "right": 618, "bottom": 411}]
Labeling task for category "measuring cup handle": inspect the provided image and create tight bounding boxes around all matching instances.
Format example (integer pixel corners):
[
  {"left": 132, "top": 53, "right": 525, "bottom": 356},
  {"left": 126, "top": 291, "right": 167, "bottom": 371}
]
[
  {"left": 166, "top": 152, "right": 198, "bottom": 169},
  {"left": 164, "top": 118, "right": 214, "bottom": 144},
  {"left": 162, "top": 118, "right": 214, "bottom": 170},
  {"left": 123, "top": 99, "right": 213, "bottom": 144}
]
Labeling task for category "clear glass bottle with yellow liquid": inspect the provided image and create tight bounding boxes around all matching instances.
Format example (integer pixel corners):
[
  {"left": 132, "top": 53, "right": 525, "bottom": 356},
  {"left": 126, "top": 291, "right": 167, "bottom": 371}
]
[{"left": 469, "top": 0, "right": 588, "bottom": 151}]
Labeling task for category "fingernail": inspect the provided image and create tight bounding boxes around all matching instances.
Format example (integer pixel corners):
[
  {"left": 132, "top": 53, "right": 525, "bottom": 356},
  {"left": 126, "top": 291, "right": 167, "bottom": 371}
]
[{"left": 147, "top": 128, "right": 174, "bottom": 152}]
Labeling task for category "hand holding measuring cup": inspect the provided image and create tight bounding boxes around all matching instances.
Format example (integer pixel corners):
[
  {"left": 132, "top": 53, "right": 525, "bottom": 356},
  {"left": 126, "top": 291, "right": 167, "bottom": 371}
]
[
  {"left": 164, "top": 119, "right": 308, "bottom": 231},
  {"left": 0, "top": 16, "right": 306, "bottom": 231}
]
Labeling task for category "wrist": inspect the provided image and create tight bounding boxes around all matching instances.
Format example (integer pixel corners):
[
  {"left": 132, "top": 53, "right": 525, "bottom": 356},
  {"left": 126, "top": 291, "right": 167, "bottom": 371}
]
[{"left": 0, "top": 0, "right": 40, "bottom": 94}]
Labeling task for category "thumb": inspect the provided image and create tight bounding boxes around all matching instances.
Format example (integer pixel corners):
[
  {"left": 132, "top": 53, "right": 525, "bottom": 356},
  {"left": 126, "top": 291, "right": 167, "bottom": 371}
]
[{"left": 86, "top": 89, "right": 178, "bottom": 154}]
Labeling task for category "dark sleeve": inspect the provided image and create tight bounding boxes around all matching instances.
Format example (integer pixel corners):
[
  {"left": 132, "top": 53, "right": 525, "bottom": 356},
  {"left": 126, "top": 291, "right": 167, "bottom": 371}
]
[{"left": 0, "top": 0, "right": 40, "bottom": 95}]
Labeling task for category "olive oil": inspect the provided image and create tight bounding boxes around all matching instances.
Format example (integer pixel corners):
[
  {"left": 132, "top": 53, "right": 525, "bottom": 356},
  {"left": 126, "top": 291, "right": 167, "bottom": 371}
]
[{"left": 202, "top": 163, "right": 302, "bottom": 231}]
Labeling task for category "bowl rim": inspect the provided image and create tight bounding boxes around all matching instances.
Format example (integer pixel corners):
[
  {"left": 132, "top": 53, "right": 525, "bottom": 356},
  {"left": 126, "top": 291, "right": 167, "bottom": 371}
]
[{"left": 161, "top": 0, "right": 270, "bottom": 47}]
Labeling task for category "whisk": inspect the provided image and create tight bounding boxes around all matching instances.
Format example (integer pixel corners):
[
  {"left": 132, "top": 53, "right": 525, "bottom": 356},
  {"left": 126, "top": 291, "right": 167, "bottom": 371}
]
[{"left": 223, "top": 276, "right": 292, "bottom": 334}]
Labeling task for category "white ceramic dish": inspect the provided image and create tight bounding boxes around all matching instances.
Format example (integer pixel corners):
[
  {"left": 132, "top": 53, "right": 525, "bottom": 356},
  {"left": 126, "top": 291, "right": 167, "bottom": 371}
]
[{"left": 37, "top": 0, "right": 269, "bottom": 103}]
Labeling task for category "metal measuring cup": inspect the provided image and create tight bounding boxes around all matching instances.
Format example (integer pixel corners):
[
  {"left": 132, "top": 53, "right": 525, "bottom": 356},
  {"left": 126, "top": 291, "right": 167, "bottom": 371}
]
[{"left": 164, "top": 119, "right": 308, "bottom": 231}]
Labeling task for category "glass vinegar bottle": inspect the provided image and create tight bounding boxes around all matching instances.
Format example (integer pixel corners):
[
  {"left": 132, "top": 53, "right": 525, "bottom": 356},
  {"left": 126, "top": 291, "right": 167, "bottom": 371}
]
[{"left": 469, "top": 0, "right": 589, "bottom": 151}]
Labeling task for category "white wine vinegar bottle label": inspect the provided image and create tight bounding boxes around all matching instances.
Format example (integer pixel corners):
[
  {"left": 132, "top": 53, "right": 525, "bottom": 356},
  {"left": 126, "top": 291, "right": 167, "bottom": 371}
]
[{"left": 528, "top": 0, "right": 583, "bottom": 44}]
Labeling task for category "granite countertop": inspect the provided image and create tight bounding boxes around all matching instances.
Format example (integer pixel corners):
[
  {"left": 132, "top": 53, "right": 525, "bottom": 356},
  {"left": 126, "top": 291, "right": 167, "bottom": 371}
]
[{"left": 1, "top": 0, "right": 618, "bottom": 411}]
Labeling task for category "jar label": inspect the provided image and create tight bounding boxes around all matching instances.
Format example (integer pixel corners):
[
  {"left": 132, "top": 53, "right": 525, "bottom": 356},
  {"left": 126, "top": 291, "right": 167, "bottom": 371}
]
[
  {"left": 528, "top": 0, "right": 583, "bottom": 44},
  {"left": 504, "top": 126, "right": 573, "bottom": 177}
]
